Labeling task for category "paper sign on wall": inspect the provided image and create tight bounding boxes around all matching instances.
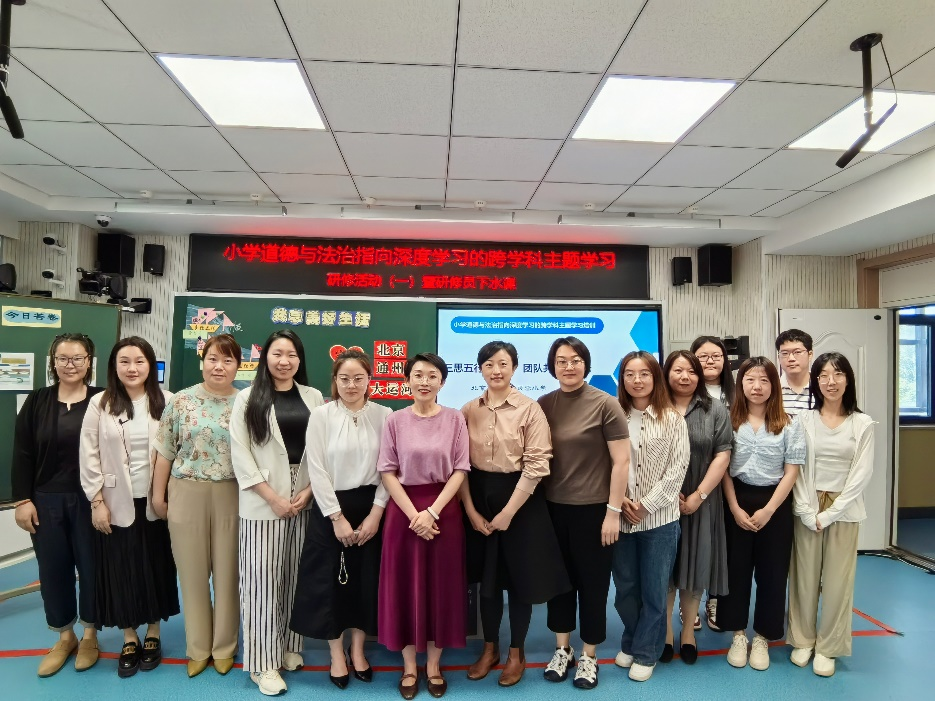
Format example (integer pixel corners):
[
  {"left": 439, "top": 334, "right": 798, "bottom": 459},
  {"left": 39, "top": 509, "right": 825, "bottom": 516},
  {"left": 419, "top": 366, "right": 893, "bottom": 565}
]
[
  {"left": 0, "top": 352, "right": 35, "bottom": 391},
  {"left": 2, "top": 306, "right": 62, "bottom": 328}
]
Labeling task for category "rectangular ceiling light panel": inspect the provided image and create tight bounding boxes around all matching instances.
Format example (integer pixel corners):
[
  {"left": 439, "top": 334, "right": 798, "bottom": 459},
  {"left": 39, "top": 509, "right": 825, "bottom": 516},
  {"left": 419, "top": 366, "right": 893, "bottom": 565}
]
[
  {"left": 157, "top": 55, "right": 325, "bottom": 129},
  {"left": 789, "top": 91, "right": 935, "bottom": 152},
  {"left": 573, "top": 76, "right": 735, "bottom": 142}
]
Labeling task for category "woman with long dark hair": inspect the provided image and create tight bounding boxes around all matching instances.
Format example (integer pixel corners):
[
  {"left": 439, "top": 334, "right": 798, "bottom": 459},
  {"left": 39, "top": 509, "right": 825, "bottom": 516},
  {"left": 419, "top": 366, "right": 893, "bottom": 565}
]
[
  {"left": 13, "top": 333, "right": 102, "bottom": 678},
  {"left": 661, "top": 351, "right": 732, "bottom": 665},
  {"left": 788, "top": 352, "right": 874, "bottom": 678},
  {"left": 719, "top": 357, "right": 804, "bottom": 672},
  {"left": 230, "top": 329, "right": 323, "bottom": 696},
  {"left": 291, "top": 349, "right": 392, "bottom": 689},
  {"left": 80, "top": 336, "right": 179, "bottom": 677},
  {"left": 612, "top": 351, "right": 689, "bottom": 683}
]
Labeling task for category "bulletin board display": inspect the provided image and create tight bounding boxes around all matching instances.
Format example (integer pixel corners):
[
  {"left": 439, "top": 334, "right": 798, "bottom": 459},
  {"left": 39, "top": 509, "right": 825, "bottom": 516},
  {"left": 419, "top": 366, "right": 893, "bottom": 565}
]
[
  {"left": 169, "top": 295, "right": 437, "bottom": 406},
  {"left": 0, "top": 293, "right": 121, "bottom": 504}
]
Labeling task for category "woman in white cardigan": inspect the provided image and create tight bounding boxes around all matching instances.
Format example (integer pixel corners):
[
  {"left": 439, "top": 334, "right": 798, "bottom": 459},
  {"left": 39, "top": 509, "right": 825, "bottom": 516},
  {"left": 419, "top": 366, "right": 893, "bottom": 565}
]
[
  {"left": 230, "top": 330, "right": 323, "bottom": 697},
  {"left": 789, "top": 352, "right": 875, "bottom": 678},
  {"left": 79, "top": 337, "right": 179, "bottom": 678}
]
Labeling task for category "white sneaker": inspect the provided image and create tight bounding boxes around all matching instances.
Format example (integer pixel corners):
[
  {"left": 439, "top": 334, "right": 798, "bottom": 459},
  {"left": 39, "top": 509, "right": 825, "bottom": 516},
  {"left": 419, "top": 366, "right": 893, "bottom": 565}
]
[
  {"left": 790, "top": 647, "right": 813, "bottom": 668},
  {"left": 251, "top": 669, "right": 287, "bottom": 696},
  {"left": 281, "top": 651, "right": 304, "bottom": 672},
  {"left": 614, "top": 651, "right": 634, "bottom": 669},
  {"left": 749, "top": 635, "right": 770, "bottom": 671},
  {"left": 628, "top": 662, "right": 654, "bottom": 682},
  {"left": 727, "top": 633, "right": 748, "bottom": 668},
  {"left": 572, "top": 653, "right": 598, "bottom": 689},
  {"left": 813, "top": 653, "right": 835, "bottom": 677},
  {"left": 544, "top": 646, "right": 575, "bottom": 682}
]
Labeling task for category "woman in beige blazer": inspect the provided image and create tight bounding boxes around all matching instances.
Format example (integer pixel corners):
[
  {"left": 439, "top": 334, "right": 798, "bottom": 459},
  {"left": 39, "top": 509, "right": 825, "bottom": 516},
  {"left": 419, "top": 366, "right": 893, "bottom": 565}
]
[
  {"left": 231, "top": 330, "right": 323, "bottom": 697},
  {"left": 79, "top": 337, "right": 179, "bottom": 678}
]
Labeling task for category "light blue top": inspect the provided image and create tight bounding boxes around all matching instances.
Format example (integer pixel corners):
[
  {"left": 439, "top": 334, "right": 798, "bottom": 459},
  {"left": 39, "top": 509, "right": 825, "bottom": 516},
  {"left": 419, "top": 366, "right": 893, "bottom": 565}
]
[{"left": 729, "top": 418, "right": 805, "bottom": 487}]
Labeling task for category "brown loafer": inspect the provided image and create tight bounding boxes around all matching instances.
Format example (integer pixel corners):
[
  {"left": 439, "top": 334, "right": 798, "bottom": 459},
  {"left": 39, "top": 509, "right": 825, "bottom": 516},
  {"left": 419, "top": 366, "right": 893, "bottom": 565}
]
[
  {"left": 399, "top": 671, "right": 419, "bottom": 700},
  {"left": 427, "top": 672, "right": 447, "bottom": 698},
  {"left": 38, "top": 638, "right": 79, "bottom": 678},
  {"left": 498, "top": 647, "right": 525, "bottom": 687},
  {"left": 75, "top": 637, "right": 100, "bottom": 672},
  {"left": 467, "top": 642, "right": 500, "bottom": 680}
]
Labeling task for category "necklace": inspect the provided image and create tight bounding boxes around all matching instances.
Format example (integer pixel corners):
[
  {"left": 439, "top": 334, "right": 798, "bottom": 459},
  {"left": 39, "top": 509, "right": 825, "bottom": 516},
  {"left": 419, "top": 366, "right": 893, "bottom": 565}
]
[{"left": 341, "top": 400, "right": 369, "bottom": 426}]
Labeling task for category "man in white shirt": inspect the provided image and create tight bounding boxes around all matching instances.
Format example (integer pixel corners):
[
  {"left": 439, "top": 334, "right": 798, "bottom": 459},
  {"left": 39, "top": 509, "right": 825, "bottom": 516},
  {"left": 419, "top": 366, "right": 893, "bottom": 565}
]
[{"left": 776, "top": 329, "right": 814, "bottom": 417}]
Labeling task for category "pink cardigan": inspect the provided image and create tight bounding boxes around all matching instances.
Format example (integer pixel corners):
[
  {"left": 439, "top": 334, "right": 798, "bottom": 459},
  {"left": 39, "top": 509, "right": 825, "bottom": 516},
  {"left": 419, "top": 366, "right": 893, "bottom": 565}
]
[{"left": 79, "top": 389, "right": 173, "bottom": 527}]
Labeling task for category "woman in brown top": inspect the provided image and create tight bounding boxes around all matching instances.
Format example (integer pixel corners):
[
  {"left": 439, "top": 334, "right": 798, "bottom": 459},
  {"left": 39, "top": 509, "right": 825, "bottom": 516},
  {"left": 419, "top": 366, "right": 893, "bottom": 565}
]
[
  {"left": 537, "top": 336, "right": 630, "bottom": 690},
  {"left": 460, "top": 341, "right": 570, "bottom": 687}
]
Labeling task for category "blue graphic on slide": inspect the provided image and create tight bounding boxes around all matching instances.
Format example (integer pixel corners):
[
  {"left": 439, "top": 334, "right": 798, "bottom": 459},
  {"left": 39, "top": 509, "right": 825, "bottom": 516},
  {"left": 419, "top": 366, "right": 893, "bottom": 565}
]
[{"left": 451, "top": 317, "right": 604, "bottom": 334}]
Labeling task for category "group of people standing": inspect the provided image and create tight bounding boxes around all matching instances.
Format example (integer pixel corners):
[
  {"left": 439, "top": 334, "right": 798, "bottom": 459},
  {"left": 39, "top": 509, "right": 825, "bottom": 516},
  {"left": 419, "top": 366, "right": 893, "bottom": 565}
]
[{"left": 11, "top": 326, "right": 873, "bottom": 695}]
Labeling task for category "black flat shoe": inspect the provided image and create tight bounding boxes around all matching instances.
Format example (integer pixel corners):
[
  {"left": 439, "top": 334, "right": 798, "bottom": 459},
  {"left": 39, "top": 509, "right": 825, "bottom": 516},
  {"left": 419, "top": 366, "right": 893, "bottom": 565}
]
[
  {"left": 140, "top": 637, "right": 162, "bottom": 671},
  {"left": 659, "top": 643, "right": 674, "bottom": 663},
  {"left": 680, "top": 643, "right": 698, "bottom": 665},
  {"left": 348, "top": 645, "right": 373, "bottom": 682},
  {"left": 118, "top": 641, "right": 141, "bottom": 678}
]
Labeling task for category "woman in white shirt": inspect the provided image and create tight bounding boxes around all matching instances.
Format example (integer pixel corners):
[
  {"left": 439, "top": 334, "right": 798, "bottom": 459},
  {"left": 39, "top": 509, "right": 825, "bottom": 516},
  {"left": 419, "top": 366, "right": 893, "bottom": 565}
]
[
  {"left": 79, "top": 337, "right": 178, "bottom": 678},
  {"left": 789, "top": 352, "right": 874, "bottom": 678},
  {"left": 290, "top": 349, "right": 392, "bottom": 689},
  {"left": 231, "top": 330, "right": 323, "bottom": 696}
]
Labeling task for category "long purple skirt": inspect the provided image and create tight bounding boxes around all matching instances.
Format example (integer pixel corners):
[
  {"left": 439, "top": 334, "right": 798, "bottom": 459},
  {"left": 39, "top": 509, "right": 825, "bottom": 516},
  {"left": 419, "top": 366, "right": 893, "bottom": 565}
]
[{"left": 377, "top": 482, "right": 467, "bottom": 652}]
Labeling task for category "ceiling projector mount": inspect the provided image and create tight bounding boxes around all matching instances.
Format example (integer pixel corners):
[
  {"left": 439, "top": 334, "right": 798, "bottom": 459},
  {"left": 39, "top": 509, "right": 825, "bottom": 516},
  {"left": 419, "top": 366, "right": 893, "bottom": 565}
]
[{"left": 836, "top": 32, "right": 897, "bottom": 168}]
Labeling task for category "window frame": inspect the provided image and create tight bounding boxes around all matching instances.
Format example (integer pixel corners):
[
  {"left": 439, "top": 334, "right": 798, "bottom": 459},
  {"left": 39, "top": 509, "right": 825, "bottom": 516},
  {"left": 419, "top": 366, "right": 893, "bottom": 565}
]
[{"left": 898, "top": 313, "right": 935, "bottom": 425}]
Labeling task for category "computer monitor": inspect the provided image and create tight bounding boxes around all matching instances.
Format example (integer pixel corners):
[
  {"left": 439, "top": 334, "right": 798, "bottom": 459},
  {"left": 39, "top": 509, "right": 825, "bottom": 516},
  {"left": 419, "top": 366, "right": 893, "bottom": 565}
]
[{"left": 155, "top": 359, "right": 166, "bottom": 384}]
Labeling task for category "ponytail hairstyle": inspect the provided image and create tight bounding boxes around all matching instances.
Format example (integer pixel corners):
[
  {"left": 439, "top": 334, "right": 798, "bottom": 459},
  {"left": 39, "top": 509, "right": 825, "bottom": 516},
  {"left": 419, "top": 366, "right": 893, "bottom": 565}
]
[
  {"left": 48, "top": 333, "right": 95, "bottom": 386},
  {"left": 690, "top": 335, "right": 735, "bottom": 405},
  {"left": 663, "top": 349, "right": 711, "bottom": 410}
]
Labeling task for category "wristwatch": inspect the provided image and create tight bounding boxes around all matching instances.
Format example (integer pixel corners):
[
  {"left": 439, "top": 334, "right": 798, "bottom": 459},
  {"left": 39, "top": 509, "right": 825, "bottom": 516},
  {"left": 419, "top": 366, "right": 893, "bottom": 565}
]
[{"left": 698, "top": 491, "right": 708, "bottom": 501}]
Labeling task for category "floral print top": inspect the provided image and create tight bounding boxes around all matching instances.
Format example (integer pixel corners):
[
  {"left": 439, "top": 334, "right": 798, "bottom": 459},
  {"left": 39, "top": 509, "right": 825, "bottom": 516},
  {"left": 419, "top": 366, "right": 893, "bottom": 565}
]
[{"left": 154, "top": 383, "right": 237, "bottom": 481}]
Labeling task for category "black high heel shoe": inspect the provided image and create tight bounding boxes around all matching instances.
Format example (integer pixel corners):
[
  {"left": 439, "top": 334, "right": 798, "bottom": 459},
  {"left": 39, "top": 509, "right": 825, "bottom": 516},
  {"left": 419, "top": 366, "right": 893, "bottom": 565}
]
[
  {"left": 330, "top": 651, "right": 350, "bottom": 689},
  {"left": 348, "top": 645, "right": 373, "bottom": 682}
]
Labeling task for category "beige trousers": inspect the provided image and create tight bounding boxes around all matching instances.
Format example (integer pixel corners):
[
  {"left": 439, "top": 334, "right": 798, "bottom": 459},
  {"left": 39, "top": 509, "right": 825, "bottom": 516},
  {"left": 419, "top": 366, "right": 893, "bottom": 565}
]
[
  {"left": 167, "top": 477, "right": 240, "bottom": 661},
  {"left": 787, "top": 516, "right": 859, "bottom": 658}
]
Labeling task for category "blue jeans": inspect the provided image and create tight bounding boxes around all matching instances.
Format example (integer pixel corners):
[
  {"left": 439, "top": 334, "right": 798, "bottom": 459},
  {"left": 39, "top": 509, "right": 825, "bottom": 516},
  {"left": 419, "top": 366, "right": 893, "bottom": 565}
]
[{"left": 612, "top": 521, "right": 680, "bottom": 666}]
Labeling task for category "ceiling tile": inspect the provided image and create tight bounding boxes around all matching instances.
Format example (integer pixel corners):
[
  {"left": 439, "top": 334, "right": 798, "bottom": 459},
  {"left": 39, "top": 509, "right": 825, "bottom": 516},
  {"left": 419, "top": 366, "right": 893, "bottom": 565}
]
[
  {"left": 611, "top": 0, "right": 823, "bottom": 79},
  {"left": 458, "top": 0, "right": 641, "bottom": 72},
  {"left": 546, "top": 141, "right": 670, "bottom": 185},
  {"left": 606, "top": 185, "right": 716, "bottom": 213},
  {"left": 353, "top": 177, "right": 445, "bottom": 207},
  {"left": 526, "top": 182, "right": 627, "bottom": 211},
  {"left": 754, "top": 190, "right": 829, "bottom": 217},
  {"left": 638, "top": 146, "right": 772, "bottom": 187},
  {"left": 0, "top": 164, "right": 118, "bottom": 197},
  {"left": 0, "top": 129, "right": 61, "bottom": 166},
  {"left": 20, "top": 121, "right": 154, "bottom": 169},
  {"left": 448, "top": 137, "right": 561, "bottom": 181},
  {"left": 11, "top": 0, "right": 141, "bottom": 51},
  {"left": 890, "top": 48, "right": 935, "bottom": 93},
  {"left": 728, "top": 149, "right": 869, "bottom": 190},
  {"left": 682, "top": 81, "right": 858, "bottom": 148},
  {"left": 806, "top": 153, "right": 909, "bottom": 191},
  {"left": 108, "top": 125, "right": 248, "bottom": 171},
  {"left": 168, "top": 171, "right": 276, "bottom": 201},
  {"left": 445, "top": 180, "right": 539, "bottom": 209},
  {"left": 452, "top": 68, "right": 600, "bottom": 139},
  {"left": 260, "top": 173, "right": 360, "bottom": 204},
  {"left": 335, "top": 134, "right": 448, "bottom": 178},
  {"left": 883, "top": 124, "right": 935, "bottom": 155},
  {"left": 7, "top": 59, "right": 90, "bottom": 122},
  {"left": 305, "top": 62, "right": 452, "bottom": 136},
  {"left": 106, "top": 0, "right": 296, "bottom": 58},
  {"left": 221, "top": 128, "right": 348, "bottom": 175},
  {"left": 692, "top": 188, "right": 796, "bottom": 216},
  {"left": 752, "top": 0, "right": 935, "bottom": 86},
  {"left": 15, "top": 49, "right": 210, "bottom": 126},
  {"left": 281, "top": 0, "right": 457, "bottom": 64},
  {"left": 75, "top": 167, "right": 193, "bottom": 199}
]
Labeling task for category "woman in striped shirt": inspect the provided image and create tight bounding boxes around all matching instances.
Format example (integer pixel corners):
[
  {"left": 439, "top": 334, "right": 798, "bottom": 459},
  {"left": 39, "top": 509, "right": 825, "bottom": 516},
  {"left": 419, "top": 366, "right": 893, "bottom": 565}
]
[{"left": 611, "top": 351, "right": 690, "bottom": 683}]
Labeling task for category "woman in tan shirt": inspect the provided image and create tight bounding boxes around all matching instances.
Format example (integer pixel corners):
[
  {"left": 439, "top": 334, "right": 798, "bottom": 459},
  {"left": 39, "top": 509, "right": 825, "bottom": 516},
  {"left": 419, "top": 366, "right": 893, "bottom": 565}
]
[{"left": 460, "top": 342, "right": 570, "bottom": 687}]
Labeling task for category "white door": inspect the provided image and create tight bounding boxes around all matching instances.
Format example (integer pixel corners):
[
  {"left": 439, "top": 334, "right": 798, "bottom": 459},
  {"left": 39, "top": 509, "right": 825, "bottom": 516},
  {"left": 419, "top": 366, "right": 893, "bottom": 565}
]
[{"left": 778, "top": 309, "right": 893, "bottom": 551}]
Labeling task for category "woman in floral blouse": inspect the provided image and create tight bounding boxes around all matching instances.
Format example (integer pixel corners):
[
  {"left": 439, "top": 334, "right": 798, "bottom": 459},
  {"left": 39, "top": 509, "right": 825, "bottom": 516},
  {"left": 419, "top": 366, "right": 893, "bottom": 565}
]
[{"left": 151, "top": 334, "right": 242, "bottom": 679}]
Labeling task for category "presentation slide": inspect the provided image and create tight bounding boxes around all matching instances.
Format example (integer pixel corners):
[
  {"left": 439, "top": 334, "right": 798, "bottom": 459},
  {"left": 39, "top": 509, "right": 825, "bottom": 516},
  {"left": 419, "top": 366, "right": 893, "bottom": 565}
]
[{"left": 436, "top": 305, "right": 661, "bottom": 409}]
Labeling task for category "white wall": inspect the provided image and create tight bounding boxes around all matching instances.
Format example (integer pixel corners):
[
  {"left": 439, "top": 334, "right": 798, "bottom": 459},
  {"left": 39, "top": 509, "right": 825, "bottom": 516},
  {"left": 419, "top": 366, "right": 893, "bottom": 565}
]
[{"left": 0, "top": 509, "right": 33, "bottom": 559}]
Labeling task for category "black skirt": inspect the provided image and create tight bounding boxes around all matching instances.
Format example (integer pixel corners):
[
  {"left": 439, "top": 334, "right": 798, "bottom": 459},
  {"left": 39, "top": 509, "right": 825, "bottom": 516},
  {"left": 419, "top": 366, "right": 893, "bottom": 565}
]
[
  {"left": 94, "top": 498, "right": 179, "bottom": 630},
  {"left": 464, "top": 470, "right": 571, "bottom": 605},
  {"left": 290, "top": 485, "right": 382, "bottom": 640}
]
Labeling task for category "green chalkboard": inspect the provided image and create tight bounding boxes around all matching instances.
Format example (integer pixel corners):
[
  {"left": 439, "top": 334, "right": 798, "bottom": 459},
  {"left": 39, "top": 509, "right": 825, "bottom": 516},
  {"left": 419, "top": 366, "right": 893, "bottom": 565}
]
[
  {"left": 170, "top": 295, "right": 437, "bottom": 407},
  {"left": 1, "top": 293, "right": 121, "bottom": 503}
]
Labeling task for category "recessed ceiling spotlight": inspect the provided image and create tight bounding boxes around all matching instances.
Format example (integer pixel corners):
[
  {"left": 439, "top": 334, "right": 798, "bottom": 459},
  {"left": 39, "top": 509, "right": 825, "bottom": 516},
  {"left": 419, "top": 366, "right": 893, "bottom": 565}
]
[{"left": 573, "top": 76, "right": 735, "bottom": 142}]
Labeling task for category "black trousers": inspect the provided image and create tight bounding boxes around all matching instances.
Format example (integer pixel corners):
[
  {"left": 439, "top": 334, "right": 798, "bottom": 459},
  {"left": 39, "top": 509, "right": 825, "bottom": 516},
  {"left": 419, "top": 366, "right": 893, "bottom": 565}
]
[
  {"left": 546, "top": 502, "right": 613, "bottom": 645},
  {"left": 715, "top": 480, "right": 793, "bottom": 641},
  {"left": 30, "top": 491, "right": 96, "bottom": 630}
]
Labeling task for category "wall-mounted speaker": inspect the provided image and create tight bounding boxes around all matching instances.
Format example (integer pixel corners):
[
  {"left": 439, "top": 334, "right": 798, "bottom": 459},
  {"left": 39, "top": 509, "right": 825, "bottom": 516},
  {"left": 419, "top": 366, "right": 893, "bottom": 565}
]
[
  {"left": 672, "top": 257, "right": 692, "bottom": 286},
  {"left": 698, "top": 244, "right": 732, "bottom": 286},
  {"left": 143, "top": 244, "right": 166, "bottom": 276},
  {"left": 97, "top": 233, "right": 135, "bottom": 277}
]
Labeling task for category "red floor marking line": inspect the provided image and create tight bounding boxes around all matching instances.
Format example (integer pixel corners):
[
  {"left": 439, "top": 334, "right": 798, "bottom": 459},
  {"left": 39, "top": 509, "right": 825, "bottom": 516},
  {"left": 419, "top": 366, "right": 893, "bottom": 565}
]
[{"left": 852, "top": 607, "right": 901, "bottom": 635}]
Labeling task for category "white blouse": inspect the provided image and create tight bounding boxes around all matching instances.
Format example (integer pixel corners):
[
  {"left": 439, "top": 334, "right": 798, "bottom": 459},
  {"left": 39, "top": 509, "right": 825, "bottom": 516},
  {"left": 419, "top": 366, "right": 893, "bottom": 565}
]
[
  {"left": 127, "top": 396, "right": 151, "bottom": 498},
  {"left": 305, "top": 400, "right": 393, "bottom": 517}
]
